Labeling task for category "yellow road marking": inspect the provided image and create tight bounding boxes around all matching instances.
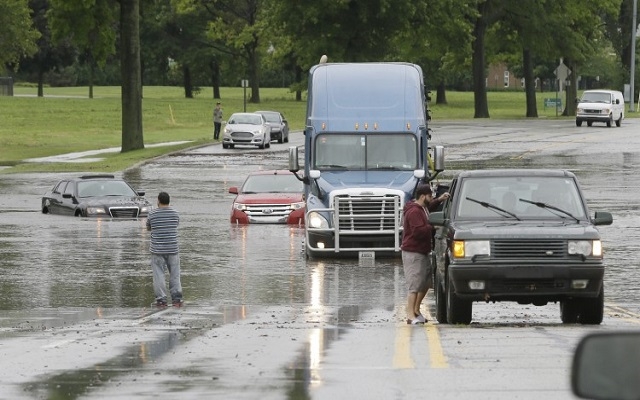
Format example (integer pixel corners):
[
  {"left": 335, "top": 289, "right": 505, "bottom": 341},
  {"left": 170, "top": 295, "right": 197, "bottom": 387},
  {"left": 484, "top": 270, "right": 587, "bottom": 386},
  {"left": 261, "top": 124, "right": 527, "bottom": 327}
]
[
  {"left": 425, "top": 323, "right": 448, "bottom": 368},
  {"left": 393, "top": 324, "right": 415, "bottom": 369},
  {"left": 393, "top": 319, "right": 448, "bottom": 369}
]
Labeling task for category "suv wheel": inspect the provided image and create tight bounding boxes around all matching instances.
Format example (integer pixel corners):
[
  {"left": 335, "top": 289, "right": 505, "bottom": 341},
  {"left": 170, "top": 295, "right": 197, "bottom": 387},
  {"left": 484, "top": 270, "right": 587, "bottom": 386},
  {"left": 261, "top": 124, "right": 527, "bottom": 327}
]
[
  {"left": 446, "top": 274, "right": 472, "bottom": 324},
  {"left": 435, "top": 271, "right": 447, "bottom": 323},
  {"left": 560, "top": 299, "right": 579, "bottom": 323},
  {"left": 577, "top": 287, "right": 604, "bottom": 325}
]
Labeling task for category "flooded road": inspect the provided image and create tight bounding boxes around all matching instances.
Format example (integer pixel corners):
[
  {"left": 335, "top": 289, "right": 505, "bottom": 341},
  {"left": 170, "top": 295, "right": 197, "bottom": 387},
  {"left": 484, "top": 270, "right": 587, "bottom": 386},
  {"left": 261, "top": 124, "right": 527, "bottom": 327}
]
[{"left": 1, "top": 119, "right": 640, "bottom": 399}]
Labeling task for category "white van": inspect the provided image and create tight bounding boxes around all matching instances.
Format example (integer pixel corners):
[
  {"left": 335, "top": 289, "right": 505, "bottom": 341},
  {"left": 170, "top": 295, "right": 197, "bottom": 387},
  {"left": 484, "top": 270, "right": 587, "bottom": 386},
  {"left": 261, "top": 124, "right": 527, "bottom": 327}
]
[{"left": 576, "top": 89, "right": 625, "bottom": 127}]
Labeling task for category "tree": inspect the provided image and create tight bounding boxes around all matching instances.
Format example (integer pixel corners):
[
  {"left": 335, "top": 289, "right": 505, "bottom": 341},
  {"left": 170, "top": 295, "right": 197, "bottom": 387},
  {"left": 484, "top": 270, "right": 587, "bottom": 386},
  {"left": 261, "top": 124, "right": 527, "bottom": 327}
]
[
  {"left": 48, "top": 0, "right": 117, "bottom": 98},
  {"left": 19, "top": 0, "right": 76, "bottom": 97},
  {"left": 0, "top": 0, "right": 40, "bottom": 71},
  {"left": 119, "top": 0, "right": 144, "bottom": 152}
]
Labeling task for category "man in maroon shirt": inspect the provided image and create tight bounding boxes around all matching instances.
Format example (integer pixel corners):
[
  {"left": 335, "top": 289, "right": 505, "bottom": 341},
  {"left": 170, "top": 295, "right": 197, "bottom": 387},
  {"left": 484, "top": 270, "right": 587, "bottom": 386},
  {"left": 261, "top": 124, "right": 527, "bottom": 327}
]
[{"left": 401, "top": 184, "right": 449, "bottom": 324}]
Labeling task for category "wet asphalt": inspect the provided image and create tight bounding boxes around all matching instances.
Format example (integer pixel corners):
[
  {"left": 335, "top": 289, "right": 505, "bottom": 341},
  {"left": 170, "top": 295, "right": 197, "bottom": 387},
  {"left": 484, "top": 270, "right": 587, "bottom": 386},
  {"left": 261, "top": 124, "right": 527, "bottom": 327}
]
[{"left": 1, "top": 118, "right": 640, "bottom": 399}]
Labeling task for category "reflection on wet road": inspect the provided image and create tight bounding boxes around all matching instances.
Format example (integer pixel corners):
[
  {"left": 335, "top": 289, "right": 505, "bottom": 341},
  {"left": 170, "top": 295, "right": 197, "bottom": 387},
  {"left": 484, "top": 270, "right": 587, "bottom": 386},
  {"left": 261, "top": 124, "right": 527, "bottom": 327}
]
[{"left": 2, "top": 120, "right": 640, "bottom": 399}]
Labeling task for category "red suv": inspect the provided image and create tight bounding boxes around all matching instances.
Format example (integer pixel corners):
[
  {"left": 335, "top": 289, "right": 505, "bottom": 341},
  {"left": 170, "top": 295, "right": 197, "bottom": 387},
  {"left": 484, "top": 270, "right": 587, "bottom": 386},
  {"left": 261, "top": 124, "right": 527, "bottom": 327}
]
[{"left": 229, "top": 170, "right": 305, "bottom": 225}]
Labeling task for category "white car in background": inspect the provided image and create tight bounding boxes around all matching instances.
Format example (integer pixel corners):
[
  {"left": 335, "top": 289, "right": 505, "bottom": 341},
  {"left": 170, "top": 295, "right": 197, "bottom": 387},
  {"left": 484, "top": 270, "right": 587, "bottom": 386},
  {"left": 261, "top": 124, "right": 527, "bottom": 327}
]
[
  {"left": 222, "top": 112, "right": 271, "bottom": 149},
  {"left": 576, "top": 89, "right": 624, "bottom": 128}
]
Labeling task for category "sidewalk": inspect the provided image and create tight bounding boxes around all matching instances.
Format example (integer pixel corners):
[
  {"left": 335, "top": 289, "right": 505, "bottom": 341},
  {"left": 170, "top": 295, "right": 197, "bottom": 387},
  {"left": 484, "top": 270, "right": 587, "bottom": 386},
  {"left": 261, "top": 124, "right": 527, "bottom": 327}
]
[{"left": 23, "top": 141, "right": 192, "bottom": 163}]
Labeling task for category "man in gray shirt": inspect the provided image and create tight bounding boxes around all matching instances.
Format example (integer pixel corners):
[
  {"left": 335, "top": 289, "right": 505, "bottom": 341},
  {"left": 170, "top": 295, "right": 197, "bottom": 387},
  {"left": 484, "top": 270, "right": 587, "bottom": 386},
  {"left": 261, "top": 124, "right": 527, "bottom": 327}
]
[
  {"left": 213, "top": 102, "right": 223, "bottom": 140},
  {"left": 146, "top": 191, "right": 182, "bottom": 307}
]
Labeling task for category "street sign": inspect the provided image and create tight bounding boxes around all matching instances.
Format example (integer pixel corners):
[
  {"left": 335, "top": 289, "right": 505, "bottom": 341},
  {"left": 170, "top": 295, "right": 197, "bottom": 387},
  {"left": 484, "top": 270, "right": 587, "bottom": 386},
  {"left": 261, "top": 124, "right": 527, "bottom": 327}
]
[{"left": 554, "top": 62, "right": 570, "bottom": 83}]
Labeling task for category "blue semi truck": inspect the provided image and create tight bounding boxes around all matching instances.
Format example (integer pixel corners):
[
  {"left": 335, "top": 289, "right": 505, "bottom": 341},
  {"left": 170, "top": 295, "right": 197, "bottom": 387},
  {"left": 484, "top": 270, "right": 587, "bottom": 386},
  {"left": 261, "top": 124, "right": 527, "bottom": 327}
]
[{"left": 289, "top": 61, "right": 444, "bottom": 259}]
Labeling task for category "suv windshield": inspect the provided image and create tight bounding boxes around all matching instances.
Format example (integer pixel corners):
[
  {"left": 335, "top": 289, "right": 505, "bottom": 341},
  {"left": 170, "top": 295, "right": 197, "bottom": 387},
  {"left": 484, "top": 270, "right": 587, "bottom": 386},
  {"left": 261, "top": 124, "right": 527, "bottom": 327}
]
[
  {"left": 313, "top": 133, "right": 418, "bottom": 170},
  {"left": 456, "top": 176, "right": 586, "bottom": 220}
]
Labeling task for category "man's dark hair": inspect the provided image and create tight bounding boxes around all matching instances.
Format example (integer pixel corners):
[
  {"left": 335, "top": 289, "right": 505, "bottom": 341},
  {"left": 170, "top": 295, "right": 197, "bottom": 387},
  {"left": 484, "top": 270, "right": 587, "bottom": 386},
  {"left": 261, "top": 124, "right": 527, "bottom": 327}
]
[{"left": 158, "top": 191, "right": 170, "bottom": 205}]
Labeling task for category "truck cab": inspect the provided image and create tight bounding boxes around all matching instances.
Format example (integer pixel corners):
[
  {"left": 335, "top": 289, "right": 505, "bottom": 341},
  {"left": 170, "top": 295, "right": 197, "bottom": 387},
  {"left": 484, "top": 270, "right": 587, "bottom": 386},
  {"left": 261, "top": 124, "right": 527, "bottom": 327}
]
[{"left": 289, "top": 62, "right": 443, "bottom": 258}]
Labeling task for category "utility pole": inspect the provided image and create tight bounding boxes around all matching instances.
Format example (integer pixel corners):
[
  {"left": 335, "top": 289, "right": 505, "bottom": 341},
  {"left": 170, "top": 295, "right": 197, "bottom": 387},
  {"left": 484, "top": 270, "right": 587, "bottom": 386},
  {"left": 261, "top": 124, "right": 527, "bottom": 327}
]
[{"left": 631, "top": 0, "right": 637, "bottom": 112}]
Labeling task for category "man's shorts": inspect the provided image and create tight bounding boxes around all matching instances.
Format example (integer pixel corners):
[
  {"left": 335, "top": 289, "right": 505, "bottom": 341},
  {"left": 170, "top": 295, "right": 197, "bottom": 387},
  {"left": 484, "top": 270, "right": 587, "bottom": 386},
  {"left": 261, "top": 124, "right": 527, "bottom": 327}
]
[{"left": 401, "top": 251, "right": 433, "bottom": 293}]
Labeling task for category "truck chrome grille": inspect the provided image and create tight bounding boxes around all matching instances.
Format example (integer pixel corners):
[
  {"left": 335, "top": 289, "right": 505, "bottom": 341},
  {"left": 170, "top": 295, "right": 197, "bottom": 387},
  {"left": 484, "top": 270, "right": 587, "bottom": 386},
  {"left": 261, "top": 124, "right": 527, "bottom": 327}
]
[
  {"left": 492, "top": 240, "right": 566, "bottom": 259},
  {"left": 335, "top": 195, "right": 401, "bottom": 231}
]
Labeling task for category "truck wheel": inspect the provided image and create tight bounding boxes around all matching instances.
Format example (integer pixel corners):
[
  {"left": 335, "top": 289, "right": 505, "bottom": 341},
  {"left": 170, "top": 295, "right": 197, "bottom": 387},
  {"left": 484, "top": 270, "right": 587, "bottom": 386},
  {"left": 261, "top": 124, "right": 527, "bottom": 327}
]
[
  {"left": 577, "top": 287, "right": 604, "bottom": 325},
  {"left": 560, "top": 299, "right": 579, "bottom": 323},
  {"left": 278, "top": 135, "right": 283, "bottom": 144},
  {"left": 616, "top": 115, "right": 622, "bottom": 127},
  {"left": 575, "top": 120, "right": 582, "bottom": 127},
  {"left": 587, "top": 121, "right": 593, "bottom": 127},
  {"left": 606, "top": 115, "right": 612, "bottom": 127},
  {"left": 434, "top": 271, "right": 447, "bottom": 323},
  {"left": 446, "top": 274, "right": 472, "bottom": 324}
]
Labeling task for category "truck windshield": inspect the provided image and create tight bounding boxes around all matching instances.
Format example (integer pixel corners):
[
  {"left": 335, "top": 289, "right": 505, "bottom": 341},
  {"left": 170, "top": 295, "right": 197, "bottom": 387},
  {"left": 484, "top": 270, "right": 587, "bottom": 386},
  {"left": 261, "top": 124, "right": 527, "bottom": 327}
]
[
  {"left": 313, "top": 134, "right": 418, "bottom": 170},
  {"left": 456, "top": 176, "right": 587, "bottom": 220}
]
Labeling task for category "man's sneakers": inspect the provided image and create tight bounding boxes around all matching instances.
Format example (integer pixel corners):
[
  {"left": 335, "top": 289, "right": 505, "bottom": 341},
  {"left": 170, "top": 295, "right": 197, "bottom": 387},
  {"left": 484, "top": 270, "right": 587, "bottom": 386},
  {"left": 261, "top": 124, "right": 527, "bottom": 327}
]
[
  {"left": 172, "top": 300, "right": 184, "bottom": 308},
  {"left": 153, "top": 298, "right": 183, "bottom": 308},
  {"left": 406, "top": 313, "right": 427, "bottom": 325}
]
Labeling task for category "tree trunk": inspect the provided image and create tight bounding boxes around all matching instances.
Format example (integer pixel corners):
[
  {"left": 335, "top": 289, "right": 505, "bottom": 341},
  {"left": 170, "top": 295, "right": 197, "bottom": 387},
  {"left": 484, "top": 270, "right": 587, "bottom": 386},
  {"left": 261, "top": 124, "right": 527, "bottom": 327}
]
[
  {"left": 523, "top": 48, "right": 537, "bottom": 118},
  {"left": 89, "top": 56, "right": 94, "bottom": 99},
  {"left": 211, "top": 59, "right": 221, "bottom": 99},
  {"left": 295, "top": 65, "right": 302, "bottom": 101},
  {"left": 37, "top": 69, "right": 44, "bottom": 97},
  {"left": 562, "top": 60, "right": 578, "bottom": 117},
  {"left": 436, "top": 81, "right": 447, "bottom": 105},
  {"left": 120, "top": 0, "right": 144, "bottom": 152},
  {"left": 183, "top": 65, "right": 193, "bottom": 98},
  {"left": 472, "top": 9, "right": 490, "bottom": 118},
  {"left": 248, "top": 46, "right": 260, "bottom": 103}
]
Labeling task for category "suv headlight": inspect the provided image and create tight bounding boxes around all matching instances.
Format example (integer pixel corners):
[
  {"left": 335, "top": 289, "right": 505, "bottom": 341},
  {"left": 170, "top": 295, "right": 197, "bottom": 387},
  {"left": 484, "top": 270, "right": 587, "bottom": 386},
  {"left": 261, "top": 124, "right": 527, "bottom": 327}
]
[
  {"left": 569, "top": 240, "right": 601, "bottom": 257},
  {"left": 308, "top": 211, "right": 328, "bottom": 229},
  {"left": 290, "top": 201, "right": 305, "bottom": 210},
  {"left": 233, "top": 202, "right": 247, "bottom": 211},
  {"left": 452, "top": 240, "right": 490, "bottom": 259}
]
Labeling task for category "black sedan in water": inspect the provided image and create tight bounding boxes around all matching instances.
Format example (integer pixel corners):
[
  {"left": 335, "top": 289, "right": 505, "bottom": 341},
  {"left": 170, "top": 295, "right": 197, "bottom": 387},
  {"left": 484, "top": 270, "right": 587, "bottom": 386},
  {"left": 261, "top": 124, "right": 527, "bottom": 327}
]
[{"left": 41, "top": 174, "right": 152, "bottom": 218}]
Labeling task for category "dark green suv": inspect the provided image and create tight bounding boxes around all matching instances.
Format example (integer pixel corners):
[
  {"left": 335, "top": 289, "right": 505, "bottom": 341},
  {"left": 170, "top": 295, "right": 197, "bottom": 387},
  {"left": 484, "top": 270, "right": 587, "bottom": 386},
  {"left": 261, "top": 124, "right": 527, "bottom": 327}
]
[{"left": 430, "top": 169, "right": 613, "bottom": 325}]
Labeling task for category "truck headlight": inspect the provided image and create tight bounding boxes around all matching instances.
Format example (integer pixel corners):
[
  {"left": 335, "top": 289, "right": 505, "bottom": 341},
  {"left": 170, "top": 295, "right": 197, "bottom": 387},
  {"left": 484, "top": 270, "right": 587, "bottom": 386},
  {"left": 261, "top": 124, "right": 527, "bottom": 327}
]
[
  {"left": 308, "top": 212, "right": 328, "bottom": 229},
  {"left": 233, "top": 202, "right": 247, "bottom": 211},
  {"left": 569, "top": 240, "right": 601, "bottom": 257},
  {"left": 290, "top": 201, "right": 305, "bottom": 210},
  {"left": 452, "top": 240, "right": 490, "bottom": 259}
]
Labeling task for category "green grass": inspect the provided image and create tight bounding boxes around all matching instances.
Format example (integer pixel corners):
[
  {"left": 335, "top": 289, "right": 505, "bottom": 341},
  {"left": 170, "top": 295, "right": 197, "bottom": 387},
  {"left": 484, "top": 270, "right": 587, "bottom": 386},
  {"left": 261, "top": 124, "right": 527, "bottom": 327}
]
[{"left": 1, "top": 85, "right": 627, "bottom": 174}]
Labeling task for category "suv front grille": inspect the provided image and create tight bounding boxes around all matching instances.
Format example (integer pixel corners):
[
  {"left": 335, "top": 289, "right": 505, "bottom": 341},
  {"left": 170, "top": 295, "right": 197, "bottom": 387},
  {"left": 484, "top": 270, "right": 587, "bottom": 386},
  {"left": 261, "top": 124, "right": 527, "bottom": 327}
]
[
  {"left": 335, "top": 195, "right": 401, "bottom": 231},
  {"left": 492, "top": 239, "right": 566, "bottom": 259},
  {"left": 244, "top": 204, "right": 292, "bottom": 217}
]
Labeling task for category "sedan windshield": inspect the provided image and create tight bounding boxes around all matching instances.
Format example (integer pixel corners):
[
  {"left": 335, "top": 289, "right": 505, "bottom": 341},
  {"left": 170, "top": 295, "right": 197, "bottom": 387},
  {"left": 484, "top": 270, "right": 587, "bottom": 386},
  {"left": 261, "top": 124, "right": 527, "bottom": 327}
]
[
  {"left": 259, "top": 112, "right": 280, "bottom": 123},
  {"left": 313, "top": 133, "right": 418, "bottom": 170},
  {"left": 229, "top": 114, "right": 262, "bottom": 125},
  {"left": 77, "top": 181, "right": 137, "bottom": 198},
  {"left": 456, "top": 176, "right": 586, "bottom": 220},
  {"left": 241, "top": 174, "right": 303, "bottom": 193}
]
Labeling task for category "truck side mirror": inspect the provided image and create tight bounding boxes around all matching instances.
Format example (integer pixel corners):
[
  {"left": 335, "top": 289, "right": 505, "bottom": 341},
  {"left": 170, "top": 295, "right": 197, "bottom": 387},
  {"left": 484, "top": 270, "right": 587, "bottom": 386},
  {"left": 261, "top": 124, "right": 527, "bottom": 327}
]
[
  {"left": 288, "top": 146, "right": 300, "bottom": 173},
  {"left": 433, "top": 146, "right": 445, "bottom": 172}
]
